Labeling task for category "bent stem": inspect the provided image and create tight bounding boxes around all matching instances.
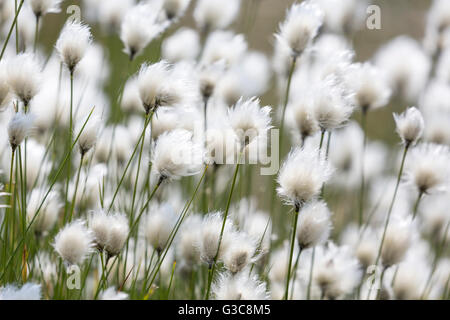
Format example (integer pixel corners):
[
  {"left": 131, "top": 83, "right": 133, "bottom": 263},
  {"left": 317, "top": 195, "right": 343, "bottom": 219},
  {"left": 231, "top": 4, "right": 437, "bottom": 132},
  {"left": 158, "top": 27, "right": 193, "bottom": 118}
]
[
  {"left": 205, "top": 160, "right": 241, "bottom": 300},
  {"left": 284, "top": 204, "right": 300, "bottom": 300}
]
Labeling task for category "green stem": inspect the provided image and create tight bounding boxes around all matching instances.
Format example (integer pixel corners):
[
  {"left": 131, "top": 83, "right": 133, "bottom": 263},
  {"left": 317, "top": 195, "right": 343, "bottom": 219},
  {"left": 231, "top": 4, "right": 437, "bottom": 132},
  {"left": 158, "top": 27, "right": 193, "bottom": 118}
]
[
  {"left": 279, "top": 56, "right": 297, "bottom": 155},
  {"left": 205, "top": 160, "right": 241, "bottom": 300},
  {"left": 306, "top": 246, "right": 316, "bottom": 300},
  {"left": 284, "top": 206, "right": 300, "bottom": 300},
  {"left": 33, "top": 15, "right": 39, "bottom": 53},
  {"left": 69, "top": 153, "right": 84, "bottom": 221},
  {"left": 412, "top": 191, "right": 424, "bottom": 220},
  {"left": 0, "top": 0, "right": 24, "bottom": 60},
  {"left": 358, "top": 109, "right": 368, "bottom": 226}
]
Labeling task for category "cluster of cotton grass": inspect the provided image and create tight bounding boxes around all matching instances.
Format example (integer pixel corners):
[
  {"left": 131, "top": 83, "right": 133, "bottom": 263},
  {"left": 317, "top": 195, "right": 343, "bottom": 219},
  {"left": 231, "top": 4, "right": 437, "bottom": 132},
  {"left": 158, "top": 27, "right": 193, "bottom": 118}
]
[{"left": 0, "top": 0, "right": 449, "bottom": 301}]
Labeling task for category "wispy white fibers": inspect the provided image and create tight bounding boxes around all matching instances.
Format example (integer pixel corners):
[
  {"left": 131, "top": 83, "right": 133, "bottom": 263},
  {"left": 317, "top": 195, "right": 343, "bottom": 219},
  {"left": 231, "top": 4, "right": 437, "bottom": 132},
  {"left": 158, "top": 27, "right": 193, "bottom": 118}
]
[
  {"left": 0, "top": 283, "right": 41, "bottom": 300},
  {"left": 212, "top": 272, "right": 269, "bottom": 300},
  {"left": 53, "top": 219, "right": 95, "bottom": 265},
  {"left": 29, "top": 0, "right": 61, "bottom": 18},
  {"left": 194, "top": 0, "right": 241, "bottom": 31},
  {"left": 89, "top": 211, "right": 129, "bottom": 257},
  {"left": 7, "top": 53, "right": 42, "bottom": 106},
  {"left": 8, "top": 111, "right": 34, "bottom": 150},
  {"left": 151, "top": 129, "right": 204, "bottom": 182},
  {"left": 56, "top": 21, "right": 92, "bottom": 73},
  {"left": 393, "top": 107, "right": 424, "bottom": 146},
  {"left": 276, "top": 0, "right": 324, "bottom": 57},
  {"left": 296, "top": 200, "right": 332, "bottom": 250},
  {"left": 277, "top": 144, "right": 333, "bottom": 208}
]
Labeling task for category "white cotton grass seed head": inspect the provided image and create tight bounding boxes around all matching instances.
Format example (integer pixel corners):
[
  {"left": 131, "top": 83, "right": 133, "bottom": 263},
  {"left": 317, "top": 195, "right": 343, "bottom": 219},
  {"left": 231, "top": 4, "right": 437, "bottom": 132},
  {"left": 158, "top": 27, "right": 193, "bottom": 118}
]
[
  {"left": 8, "top": 112, "right": 34, "bottom": 150},
  {"left": 53, "top": 219, "right": 95, "bottom": 265},
  {"left": 194, "top": 0, "right": 241, "bottom": 31},
  {"left": 177, "top": 214, "right": 202, "bottom": 268},
  {"left": 143, "top": 202, "right": 177, "bottom": 252},
  {"left": 228, "top": 97, "right": 272, "bottom": 151},
  {"left": 277, "top": 144, "right": 333, "bottom": 209},
  {"left": 212, "top": 272, "right": 269, "bottom": 300},
  {"left": 29, "top": 0, "right": 61, "bottom": 18},
  {"left": 0, "top": 283, "right": 41, "bottom": 300},
  {"left": 100, "top": 287, "right": 129, "bottom": 300},
  {"left": 162, "top": 0, "right": 191, "bottom": 21},
  {"left": 89, "top": 211, "right": 129, "bottom": 257},
  {"left": 120, "top": 4, "right": 166, "bottom": 60},
  {"left": 223, "top": 232, "right": 257, "bottom": 274},
  {"left": 312, "top": 75, "right": 355, "bottom": 131},
  {"left": 151, "top": 129, "right": 204, "bottom": 182},
  {"left": 26, "top": 189, "right": 60, "bottom": 235},
  {"left": 287, "top": 95, "right": 320, "bottom": 143},
  {"left": 7, "top": 53, "right": 42, "bottom": 106},
  {"left": 76, "top": 116, "right": 100, "bottom": 156},
  {"left": 56, "top": 21, "right": 92, "bottom": 73},
  {"left": 380, "top": 216, "right": 413, "bottom": 268},
  {"left": 200, "top": 211, "right": 234, "bottom": 265},
  {"left": 162, "top": 28, "right": 200, "bottom": 63},
  {"left": 296, "top": 200, "right": 332, "bottom": 249},
  {"left": 347, "top": 62, "right": 391, "bottom": 112},
  {"left": 393, "top": 107, "right": 424, "bottom": 146},
  {"left": 0, "top": 61, "right": 10, "bottom": 108},
  {"left": 405, "top": 143, "right": 450, "bottom": 195},
  {"left": 276, "top": 1, "right": 324, "bottom": 57}
]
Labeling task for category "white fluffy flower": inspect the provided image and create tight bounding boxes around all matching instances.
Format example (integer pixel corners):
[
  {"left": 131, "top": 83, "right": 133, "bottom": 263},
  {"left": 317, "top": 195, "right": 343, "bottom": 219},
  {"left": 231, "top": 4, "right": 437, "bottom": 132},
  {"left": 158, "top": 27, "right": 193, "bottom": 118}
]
[
  {"left": 347, "top": 62, "right": 391, "bottom": 112},
  {"left": 296, "top": 200, "right": 332, "bottom": 249},
  {"left": 200, "top": 211, "right": 234, "bottom": 265},
  {"left": 100, "top": 287, "right": 129, "bottom": 300},
  {"left": 276, "top": 1, "right": 324, "bottom": 57},
  {"left": 162, "top": 28, "right": 200, "bottom": 62},
  {"left": 162, "top": 0, "right": 191, "bottom": 20},
  {"left": 120, "top": 4, "right": 166, "bottom": 60},
  {"left": 8, "top": 112, "right": 34, "bottom": 149},
  {"left": 222, "top": 232, "right": 257, "bottom": 273},
  {"left": 29, "top": 0, "right": 61, "bottom": 17},
  {"left": 27, "top": 189, "right": 60, "bottom": 234},
  {"left": 151, "top": 129, "right": 204, "bottom": 181},
  {"left": 0, "top": 283, "right": 41, "bottom": 300},
  {"left": 7, "top": 53, "right": 42, "bottom": 106},
  {"left": 212, "top": 272, "right": 269, "bottom": 300},
  {"left": 194, "top": 0, "right": 241, "bottom": 31},
  {"left": 393, "top": 107, "right": 424, "bottom": 146},
  {"left": 380, "top": 217, "right": 414, "bottom": 268},
  {"left": 143, "top": 203, "right": 177, "bottom": 252},
  {"left": 53, "top": 219, "right": 95, "bottom": 265},
  {"left": 277, "top": 145, "right": 333, "bottom": 208},
  {"left": 90, "top": 211, "right": 129, "bottom": 257},
  {"left": 405, "top": 143, "right": 450, "bottom": 194},
  {"left": 177, "top": 214, "right": 202, "bottom": 267},
  {"left": 56, "top": 21, "right": 92, "bottom": 73},
  {"left": 76, "top": 116, "right": 100, "bottom": 155},
  {"left": 228, "top": 97, "right": 272, "bottom": 151}
]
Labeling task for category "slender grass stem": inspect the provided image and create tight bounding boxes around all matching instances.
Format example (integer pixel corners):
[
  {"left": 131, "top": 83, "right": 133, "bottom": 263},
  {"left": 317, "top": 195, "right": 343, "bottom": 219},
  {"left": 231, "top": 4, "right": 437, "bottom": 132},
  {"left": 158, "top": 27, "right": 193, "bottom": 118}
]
[
  {"left": 412, "top": 191, "right": 424, "bottom": 220},
  {"left": 284, "top": 205, "right": 300, "bottom": 300},
  {"left": 306, "top": 246, "right": 316, "bottom": 300},
  {"left": 279, "top": 56, "right": 297, "bottom": 154},
  {"left": 205, "top": 159, "right": 241, "bottom": 300},
  {"left": 33, "top": 15, "right": 40, "bottom": 53},
  {"left": 358, "top": 108, "right": 368, "bottom": 226},
  {"left": 0, "top": 0, "right": 24, "bottom": 60},
  {"left": 69, "top": 153, "right": 84, "bottom": 221}
]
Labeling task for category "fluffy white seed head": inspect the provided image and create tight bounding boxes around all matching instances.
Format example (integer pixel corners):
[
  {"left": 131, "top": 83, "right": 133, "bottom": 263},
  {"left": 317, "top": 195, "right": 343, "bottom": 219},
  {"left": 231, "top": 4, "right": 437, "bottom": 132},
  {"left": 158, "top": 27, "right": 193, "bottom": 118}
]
[
  {"left": 56, "top": 21, "right": 92, "bottom": 73},
  {"left": 151, "top": 129, "right": 204, "bottom": 182},
  {"left": 8, "top": 112, "right": 34, "bottom": 150},
  {"left": 7, "top": 53, "right": 42, "bottom": 106},
  {"left": 143, "top": 203, "right": 176, "bottom": 252},
  {"left": 194, "top": 0, "right": 241, "bottom": 31},
  {"left": 0, "top": 62, "right": 10, "bottom": 108},
  {"left": 212, "top": 272, "right": 269, "bottom": 300},
  {"left": 89, "top": 211, "right": 129, "bottom": 257},
  {"left": 223, "top": 232, "right": 257, "bottom": 274},
  {"left": 277, "top": 145, "right": 333, "bottom": 208},
  {"left": 381, "top": 217, "right": 413, "bottom": 268},
  {"left": 228, "top": 97, "right": 272, "bottom": 151},
  {"left": 200, "top": 211, "right": 234, "bottom": 265},
  {"left": 26, "top": 190, "right": 60, "bottom": 235},
  {"left": 53, "top": 220, "right": 95, "bottom": 265},
  {"left": 296, "top": 200, "right": 332, "bottom": 249},
  {"left": 76, "top": 116, "right": 100, "bottom": 156},
  {"left": 162, "top": 28, "right": 200, "bottom": 63},
  {"left": 276, "top": 1, "right": 324, "bottom": 57},
  {"left": 405, "top": 143, "right": 450, "bottom": 194},
  {"left": 0, "top": 283, "right": 41, "bottom": 300},
  {"left": 100, "top": 287, "right": 129, "bottom": 300},
  {"left": 177, "top": 214, "right": 202, "bottom": 268},
  {"left": 287, "top": 96, "right": 320, "bottom": 143},
  {"left": 162, "top": 0, "right": 191, "bottom": 20},
  {"left": 393, "top": 107, "right": 424, "bottom": 146},
  {"left": 30, "top": 0, "right": 61, "bottom": 17}
]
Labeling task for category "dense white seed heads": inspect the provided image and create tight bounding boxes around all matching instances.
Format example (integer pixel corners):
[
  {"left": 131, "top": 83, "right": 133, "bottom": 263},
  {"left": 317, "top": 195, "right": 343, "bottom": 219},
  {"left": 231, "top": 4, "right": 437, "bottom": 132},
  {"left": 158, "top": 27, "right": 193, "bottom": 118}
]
[
  {"left": 77, "top": 117, "right": 100, "bottom": 155},
  {"left": 277, "top": 145, "right": 333, "bottom": 208},
  {"left": 276, "top": 1, "right": 324, "bottom": 57},
  {"left": 7, "top": 53, "right": 42, "bottom": 106},
  {"left": 296, "top": 200, "right": 332, "bottom": 249},
  {"left": 8, "top": 112, "right": 34, "bottom": 149},
  {"left": 143, "top": 203, "right": 177, "bottom": 252},
  {"left": 27, "top": 190, "right": 60, "bottom": 234},
  {"left": 393, "top": 107, "right": 424, "bottom": 146},
  {"left": 223, "top": 232, "right": 257, "bottom": 273},
  {"left": 90, "top": 211, "right": 129, "bottom": 257},
  {"left": 200, "top": 212, "right": 234, "bottom": 265},
  {"left": 56, "top": 21, "right": 92, "bottom": 73},
  {"left": 151, "top": 129, "right": 204, "bottom": 181},
  {"left": 53, "top": 220, "right": 94, "bottom": 265},
  {"left": 381, "top": 217, "right": 413, "bottom": 267}
]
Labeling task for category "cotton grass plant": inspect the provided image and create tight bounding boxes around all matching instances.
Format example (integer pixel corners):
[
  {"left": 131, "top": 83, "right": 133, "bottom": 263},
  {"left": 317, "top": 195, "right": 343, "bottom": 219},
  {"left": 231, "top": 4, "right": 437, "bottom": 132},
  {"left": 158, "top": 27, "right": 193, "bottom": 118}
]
[{"left": 0, "top": 0, "right": 450, "bottom": 301}]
